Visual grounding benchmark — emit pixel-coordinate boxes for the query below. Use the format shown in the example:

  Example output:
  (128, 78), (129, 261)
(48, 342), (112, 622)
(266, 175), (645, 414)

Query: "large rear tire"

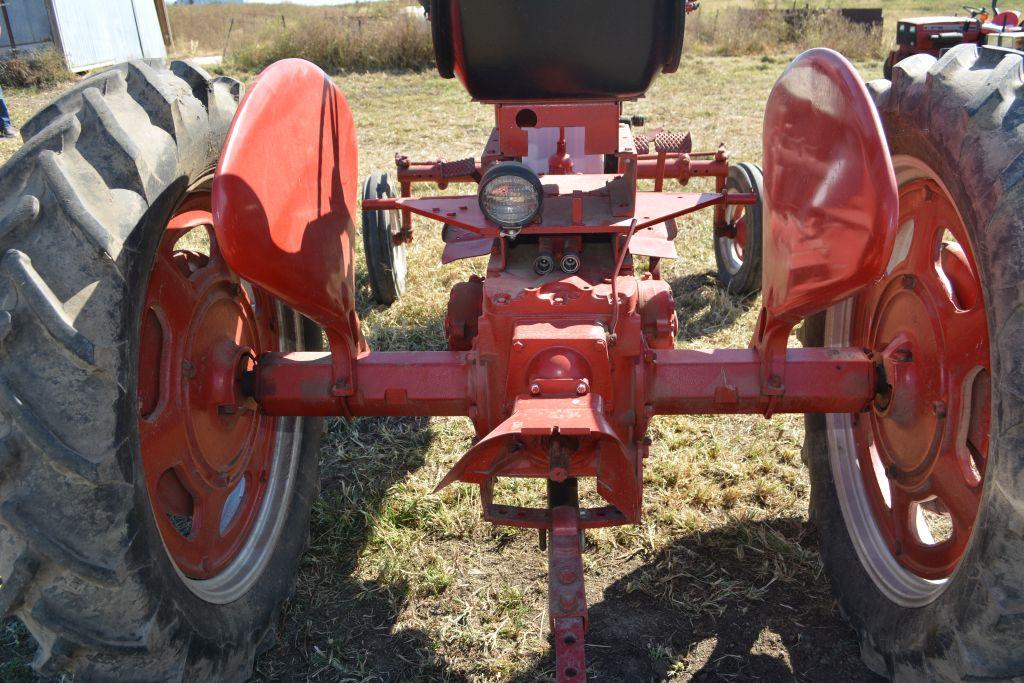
(804, 46), (1024, 680)
(0, 60), (322, 680)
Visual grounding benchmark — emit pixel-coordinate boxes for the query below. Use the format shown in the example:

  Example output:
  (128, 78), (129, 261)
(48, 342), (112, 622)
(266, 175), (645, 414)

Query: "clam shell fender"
(212, 59), (360, 345)
(762, 48), (898, 323)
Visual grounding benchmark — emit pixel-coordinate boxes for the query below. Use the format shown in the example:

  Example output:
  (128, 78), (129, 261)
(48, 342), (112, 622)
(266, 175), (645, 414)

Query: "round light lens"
(479, 163), (543, 229)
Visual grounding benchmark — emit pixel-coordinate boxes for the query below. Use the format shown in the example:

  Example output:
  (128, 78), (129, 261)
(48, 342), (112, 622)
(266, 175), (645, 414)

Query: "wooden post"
(153, 0), (174, 50)
(222, 18), (235, 60)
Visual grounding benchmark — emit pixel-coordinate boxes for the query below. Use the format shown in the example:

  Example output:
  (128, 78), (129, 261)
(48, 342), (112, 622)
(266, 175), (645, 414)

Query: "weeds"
(169, 1), (887, 77)
(688, 7), (888, 61)
(0, 49), (71, 88)
(229, 12), (433, 74)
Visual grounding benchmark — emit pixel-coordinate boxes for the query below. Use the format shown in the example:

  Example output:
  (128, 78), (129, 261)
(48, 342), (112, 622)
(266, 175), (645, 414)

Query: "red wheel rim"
(733, 211), (748, 258)
(850, 178), (990, 580)
(138, 191), (280, 579)
(725, 204), (747, 261)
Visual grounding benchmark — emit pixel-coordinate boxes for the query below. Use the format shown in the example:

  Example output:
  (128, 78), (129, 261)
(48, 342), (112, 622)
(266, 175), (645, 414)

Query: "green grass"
(0, 45), (898, 681)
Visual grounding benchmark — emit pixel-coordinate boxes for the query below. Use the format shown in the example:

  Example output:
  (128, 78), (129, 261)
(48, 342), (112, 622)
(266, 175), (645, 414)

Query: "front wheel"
(361, 172), (407, 306)
(714, 162), (764, 296)
(804, 46), (1024, 680)
(0, 60), (322, 680)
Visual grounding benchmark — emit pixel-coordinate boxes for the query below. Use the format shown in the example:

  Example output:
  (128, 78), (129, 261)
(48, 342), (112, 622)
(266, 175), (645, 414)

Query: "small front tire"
(714, 162), (764, 296)
(361, 172), (407, 306)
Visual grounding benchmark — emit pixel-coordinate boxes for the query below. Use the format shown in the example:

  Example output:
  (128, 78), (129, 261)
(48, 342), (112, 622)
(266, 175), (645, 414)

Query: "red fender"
(761, 48), (898, 325)
(212, 59), (362, 369)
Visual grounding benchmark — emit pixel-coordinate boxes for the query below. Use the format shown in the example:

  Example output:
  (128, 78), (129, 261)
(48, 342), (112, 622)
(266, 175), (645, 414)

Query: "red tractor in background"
(885, 1), (1023, 77)
(0, 0), (1022, 681)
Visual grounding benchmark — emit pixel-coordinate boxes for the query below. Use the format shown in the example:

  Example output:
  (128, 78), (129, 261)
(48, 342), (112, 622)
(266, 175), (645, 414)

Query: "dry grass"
(0, 30), (902, 683)
(165, 0), (958, 75)
(167, 1), (409, 51)
(687, 7), (888, 61)
(0, 49), (72, 88)
(229, 11), (433, 74)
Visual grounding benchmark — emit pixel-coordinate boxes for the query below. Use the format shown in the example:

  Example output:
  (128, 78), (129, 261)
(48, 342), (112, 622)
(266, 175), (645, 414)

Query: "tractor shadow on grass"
(669, 270), (758, 343)
(513, 516), (882, 683)
(255, 413), (460, 682)
(256, 304), (463, 680)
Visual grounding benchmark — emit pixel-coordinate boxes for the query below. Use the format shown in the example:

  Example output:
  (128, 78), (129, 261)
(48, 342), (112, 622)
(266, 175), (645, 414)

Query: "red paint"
(761, 48), (898, 326)
(138, 193), (279, 579)
(364, 191), (756, 235)
(213, 59), (363, 391)
(203, 47), (943, 680)
(850, 178), (990, 579)
(549, 506), (587, 683)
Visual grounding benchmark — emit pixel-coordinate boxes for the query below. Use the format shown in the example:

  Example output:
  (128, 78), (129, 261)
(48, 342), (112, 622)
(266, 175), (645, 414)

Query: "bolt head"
(575, 382), (589, 396)
(932, 401), (948, 418)
(530, 383), (542, 396)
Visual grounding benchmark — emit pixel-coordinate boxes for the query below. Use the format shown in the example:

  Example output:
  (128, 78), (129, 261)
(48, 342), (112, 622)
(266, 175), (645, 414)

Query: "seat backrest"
(430, 0), (685, 101)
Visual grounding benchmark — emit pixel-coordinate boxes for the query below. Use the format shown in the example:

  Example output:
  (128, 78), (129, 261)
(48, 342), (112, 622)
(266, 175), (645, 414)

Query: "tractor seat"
(429, 0), (686, 101)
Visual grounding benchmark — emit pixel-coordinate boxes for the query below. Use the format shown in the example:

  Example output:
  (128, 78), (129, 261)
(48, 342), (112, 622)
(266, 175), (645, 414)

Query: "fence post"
(222, 18), (235, 61)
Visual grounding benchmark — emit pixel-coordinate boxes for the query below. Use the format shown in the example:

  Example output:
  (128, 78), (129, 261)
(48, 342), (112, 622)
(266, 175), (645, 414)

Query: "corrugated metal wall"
(48, 0), (166, 71)
(0, 0), (56, 52)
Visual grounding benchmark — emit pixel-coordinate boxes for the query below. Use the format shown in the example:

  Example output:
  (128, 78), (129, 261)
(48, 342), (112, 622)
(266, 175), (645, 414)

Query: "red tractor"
(0, 1), (1020, 681)
(885, 1), (1023, 78)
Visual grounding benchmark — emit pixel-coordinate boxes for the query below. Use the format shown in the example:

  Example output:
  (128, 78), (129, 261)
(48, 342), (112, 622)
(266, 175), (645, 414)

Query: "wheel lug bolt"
(530, 383), (542, 396)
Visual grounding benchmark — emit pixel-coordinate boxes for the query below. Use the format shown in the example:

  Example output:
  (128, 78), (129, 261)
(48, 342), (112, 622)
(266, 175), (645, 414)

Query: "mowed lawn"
(0, 52), (893, 681)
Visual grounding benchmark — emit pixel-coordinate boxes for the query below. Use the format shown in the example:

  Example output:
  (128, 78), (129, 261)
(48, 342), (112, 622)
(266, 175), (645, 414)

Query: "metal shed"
(0, 0), (169, 72)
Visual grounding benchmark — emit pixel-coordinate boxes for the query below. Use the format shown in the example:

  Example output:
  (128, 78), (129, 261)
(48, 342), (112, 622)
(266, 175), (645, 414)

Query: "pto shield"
(761, 48), (898, 323)
(213, 59), (361, 355)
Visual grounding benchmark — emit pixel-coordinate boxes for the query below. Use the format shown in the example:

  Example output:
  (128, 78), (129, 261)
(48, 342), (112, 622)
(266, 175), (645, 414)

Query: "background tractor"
(0, 1), (1022, 681)
(885, 1), (1023, 77)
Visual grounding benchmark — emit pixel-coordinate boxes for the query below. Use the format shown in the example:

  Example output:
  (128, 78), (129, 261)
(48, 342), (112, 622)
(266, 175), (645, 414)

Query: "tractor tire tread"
(0, 59), (268, 681)
(807, 44), (1024, 681)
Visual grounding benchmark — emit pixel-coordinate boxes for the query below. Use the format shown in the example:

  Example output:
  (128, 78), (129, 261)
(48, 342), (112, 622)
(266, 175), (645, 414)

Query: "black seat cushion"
(430, 0), (685, 101)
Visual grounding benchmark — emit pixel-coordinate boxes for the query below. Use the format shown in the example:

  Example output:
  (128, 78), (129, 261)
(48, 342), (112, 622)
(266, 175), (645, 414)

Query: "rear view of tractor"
(0, 1), (1022, 681)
